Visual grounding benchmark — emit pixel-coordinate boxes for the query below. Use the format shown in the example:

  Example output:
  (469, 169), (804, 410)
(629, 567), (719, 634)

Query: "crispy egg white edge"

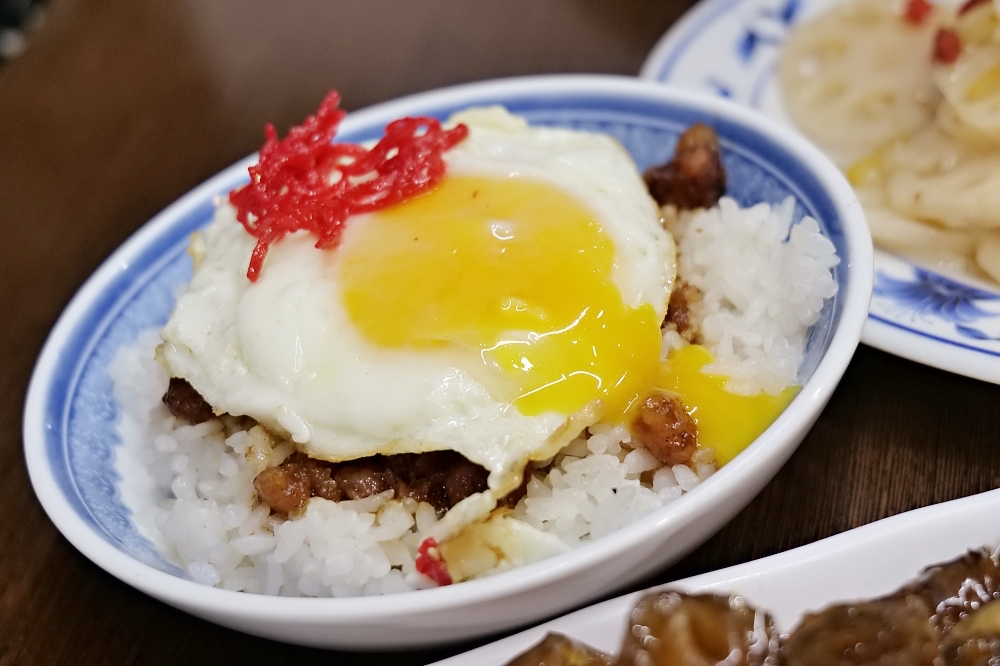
(158, 107), (676, 501)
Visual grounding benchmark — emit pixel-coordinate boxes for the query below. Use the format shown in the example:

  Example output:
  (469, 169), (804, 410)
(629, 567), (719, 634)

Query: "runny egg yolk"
(338, 174), (797, 466)
(656, 345), (799, 465)
(338, 174), (662, 421)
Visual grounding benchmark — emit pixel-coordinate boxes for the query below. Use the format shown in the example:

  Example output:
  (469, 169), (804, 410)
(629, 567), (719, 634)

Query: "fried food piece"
(619, 591), (781, 666)
(631, 392), (698, 466)
(940, 599), (1000, 665)
(783, 594), (939, 665)
(781, 549), (1000, 664)
(900, 548), (1000, 635)
(504, 633), (614, 666)
(643, 124), (726, 210)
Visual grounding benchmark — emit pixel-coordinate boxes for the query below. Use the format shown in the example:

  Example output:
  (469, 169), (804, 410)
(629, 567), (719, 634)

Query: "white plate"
(640, 0), (1000, 385)
(434, 487), (1000, 664)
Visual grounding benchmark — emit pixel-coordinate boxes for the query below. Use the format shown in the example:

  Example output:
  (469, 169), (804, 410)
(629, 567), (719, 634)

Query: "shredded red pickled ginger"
(416, 537), (452, 586)
(230, 91), (469, 281)
(933, 27), (962, 63)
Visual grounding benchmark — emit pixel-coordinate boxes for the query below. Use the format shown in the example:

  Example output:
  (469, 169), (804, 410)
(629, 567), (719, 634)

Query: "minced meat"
(631, 392), (699, 466)
(643, 123), (726, 210)
(162, 377), (215, 424)
(164, 380), (530, 518)
(254, 450), (495, 518)
(662, 280), (703, 344)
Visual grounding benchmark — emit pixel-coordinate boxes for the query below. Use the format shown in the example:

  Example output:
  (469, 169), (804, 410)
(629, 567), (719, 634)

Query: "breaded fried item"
(619, 591), (781, 666)
(504, 632), (614, 666)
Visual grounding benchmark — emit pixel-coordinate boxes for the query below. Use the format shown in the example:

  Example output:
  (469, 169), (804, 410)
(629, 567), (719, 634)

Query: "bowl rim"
(23, 73), (873, 625)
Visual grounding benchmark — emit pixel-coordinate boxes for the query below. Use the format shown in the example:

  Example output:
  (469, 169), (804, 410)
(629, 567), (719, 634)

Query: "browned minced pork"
(162, 377), (215, 424)
(497, 470), (531, 509)
(662, 280), (703, 344)
(254, 463), (312, 517)
(631, 392), (698, 466)
(255, 450), (495, 518)
(443, 457), (490, 507)
(643, 124), (726, 210)
(300, 457), (341, 502)
(162, 380), (511, 517)
(334, 463), (390, 501)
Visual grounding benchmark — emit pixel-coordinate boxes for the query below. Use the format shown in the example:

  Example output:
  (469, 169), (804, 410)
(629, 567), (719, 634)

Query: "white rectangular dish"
(434, 487), (1000, 664)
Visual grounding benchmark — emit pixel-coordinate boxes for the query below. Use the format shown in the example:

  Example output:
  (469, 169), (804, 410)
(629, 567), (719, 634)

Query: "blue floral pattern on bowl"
(32, 86), (851, 578)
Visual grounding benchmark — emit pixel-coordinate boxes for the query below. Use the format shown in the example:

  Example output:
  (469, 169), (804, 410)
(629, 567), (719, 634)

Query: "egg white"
(158, 106), (675, 500)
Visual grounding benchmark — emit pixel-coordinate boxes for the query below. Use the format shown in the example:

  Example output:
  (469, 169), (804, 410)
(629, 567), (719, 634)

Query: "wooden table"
(2, 0), (999, 663)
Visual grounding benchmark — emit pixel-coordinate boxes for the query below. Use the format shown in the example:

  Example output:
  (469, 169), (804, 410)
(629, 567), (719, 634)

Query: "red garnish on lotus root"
(416, 537), (452, 586)
(934, 28), (962, 63)
(902, 0), (932, 24)
(230, 91), (469, 281)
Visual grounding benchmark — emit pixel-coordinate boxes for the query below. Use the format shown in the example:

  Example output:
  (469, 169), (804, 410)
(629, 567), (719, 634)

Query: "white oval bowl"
(23, 74), (872, 649)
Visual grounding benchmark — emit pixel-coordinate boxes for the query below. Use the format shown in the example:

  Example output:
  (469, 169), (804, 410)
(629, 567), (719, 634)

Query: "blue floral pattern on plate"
(874, 269), (1000, 342)
(640, 0), (1000, 381)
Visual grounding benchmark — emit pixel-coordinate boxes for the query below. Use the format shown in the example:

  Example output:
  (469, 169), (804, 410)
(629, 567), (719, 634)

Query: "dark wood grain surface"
(2, 0), (999, 663)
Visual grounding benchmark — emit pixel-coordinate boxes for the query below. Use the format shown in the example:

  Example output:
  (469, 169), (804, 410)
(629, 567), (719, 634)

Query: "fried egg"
(158, 107), (676, 511)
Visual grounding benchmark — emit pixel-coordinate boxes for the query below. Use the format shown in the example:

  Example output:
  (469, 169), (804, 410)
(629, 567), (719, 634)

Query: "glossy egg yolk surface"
(339, 174), (663, 422)
(656, 345), (799, 465)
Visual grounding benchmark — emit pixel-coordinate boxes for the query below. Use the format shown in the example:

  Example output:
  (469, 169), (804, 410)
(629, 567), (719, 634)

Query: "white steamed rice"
(111, 196), (838, 597)
(669, 197), (839, 395)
